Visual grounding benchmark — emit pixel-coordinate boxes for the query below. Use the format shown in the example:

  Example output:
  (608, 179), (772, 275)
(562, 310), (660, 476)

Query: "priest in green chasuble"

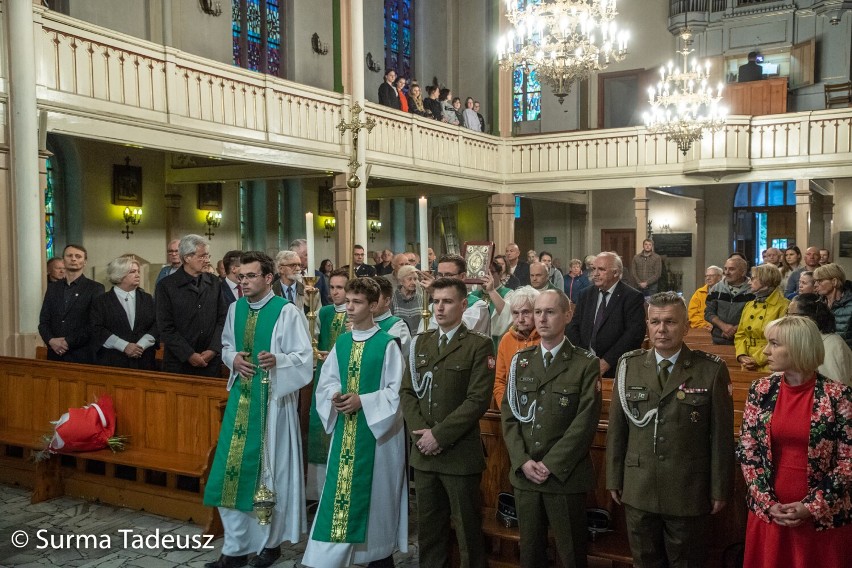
(303, 277), (408, 568)
(203, 251), (313, 568)
(307, 269), (350, 500)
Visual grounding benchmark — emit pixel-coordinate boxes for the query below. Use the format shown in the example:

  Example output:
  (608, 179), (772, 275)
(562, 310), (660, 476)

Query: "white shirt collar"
(439, 323), (462, 343)
(374, 311), (392, 322)
(541, 338), (567, 364)
(602, 281), (619, 296)
(655, 349), (682, 368)
(113, 287), (135, 302)
(351, 325), (380, 340)
(226, 278), (240, 293)
(334, 303), (347, 313)
(247, 289), (276, 310)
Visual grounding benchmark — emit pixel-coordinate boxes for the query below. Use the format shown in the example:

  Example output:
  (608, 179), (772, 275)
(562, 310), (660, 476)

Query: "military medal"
(519, 358), (529, 368)
(676, 390), (686, 400)
(559, 396), (570, 407)
(690, 411), (700, 423)
(520, 394), (528, 405)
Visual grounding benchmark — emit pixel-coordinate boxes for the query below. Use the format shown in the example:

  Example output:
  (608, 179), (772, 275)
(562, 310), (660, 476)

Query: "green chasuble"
(312, 330), (393, 543)
(376, 314), (402, 334)
(203, 295), (288, 511)
(308, 305), (348, 464)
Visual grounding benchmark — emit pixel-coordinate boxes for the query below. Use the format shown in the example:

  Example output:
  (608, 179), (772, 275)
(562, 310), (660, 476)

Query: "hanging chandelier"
(643, 28), (726, 155)
(497, 0), (629, 104)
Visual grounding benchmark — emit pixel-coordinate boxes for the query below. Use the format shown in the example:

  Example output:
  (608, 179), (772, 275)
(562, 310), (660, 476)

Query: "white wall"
(831, 178), (852, 278)
(291, 0), (335, 91)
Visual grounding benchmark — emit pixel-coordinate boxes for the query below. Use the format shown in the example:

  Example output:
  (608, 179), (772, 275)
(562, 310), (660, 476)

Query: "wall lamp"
(205, 211), (222, 240)
(323, 218), (336, 242)
(122, 207), (142, 240)
(369, 220), (382, 242)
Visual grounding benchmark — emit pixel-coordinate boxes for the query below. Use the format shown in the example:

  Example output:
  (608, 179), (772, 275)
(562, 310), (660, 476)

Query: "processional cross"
(336, 102), (376, 279)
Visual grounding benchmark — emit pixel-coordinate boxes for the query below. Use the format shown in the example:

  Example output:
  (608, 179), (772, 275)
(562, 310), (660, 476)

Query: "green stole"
(375, 313), (402, 334)
(203, 295), (288, 511)
(308, 304), (348, 464)
(312, 330), (393, 543)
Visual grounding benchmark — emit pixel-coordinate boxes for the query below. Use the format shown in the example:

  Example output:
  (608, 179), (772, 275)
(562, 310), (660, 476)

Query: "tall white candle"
(305, 212), (315, 274)
(418, 197), (429, 271)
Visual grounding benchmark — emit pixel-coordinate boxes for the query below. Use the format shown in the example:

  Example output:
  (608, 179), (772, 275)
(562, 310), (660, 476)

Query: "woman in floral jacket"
(737, 316), (852, 567)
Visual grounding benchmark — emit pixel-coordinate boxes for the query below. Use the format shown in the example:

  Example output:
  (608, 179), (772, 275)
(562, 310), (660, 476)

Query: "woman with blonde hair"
(812, 262), (852, 348)
(735, 263), (789, 371)
(737, 316), (852, 567)
(90, 256), (158, 369)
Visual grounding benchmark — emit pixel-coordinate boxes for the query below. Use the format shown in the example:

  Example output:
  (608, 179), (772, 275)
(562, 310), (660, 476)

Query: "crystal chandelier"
(643, 28), (726, 155)
(497, 0), (629, 104)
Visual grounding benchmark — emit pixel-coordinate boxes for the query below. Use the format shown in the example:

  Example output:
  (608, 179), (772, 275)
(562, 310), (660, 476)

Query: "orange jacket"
(493, 326), (541, 409)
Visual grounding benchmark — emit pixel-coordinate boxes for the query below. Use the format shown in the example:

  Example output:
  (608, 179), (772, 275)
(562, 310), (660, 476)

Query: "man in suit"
(502, 289), (601, 568)
(272, 250), (306, 310)
(738, 51), (763, 83)
(505, 243), (530, 288)
(39, 244), (105, 363)
(401, 277), (494, 568)
(566, 251), (645, 378)
(607, 292), (734, 567)
(219, 250), (243, 306)
(155, 234), (228, 377)
(352, 244), (377, 277)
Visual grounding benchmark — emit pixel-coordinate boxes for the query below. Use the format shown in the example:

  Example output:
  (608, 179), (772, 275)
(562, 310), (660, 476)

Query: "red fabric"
(53, 394), (116, 452)
(398, 91), (409, 112)
(744, 378), (852, 567)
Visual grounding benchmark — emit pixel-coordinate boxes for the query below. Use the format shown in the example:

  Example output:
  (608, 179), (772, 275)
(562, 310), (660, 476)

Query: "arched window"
(512, 0), (541, 123)
(232, 0), (285, 77)
(45, 155), (57, 258)
(733, 180), (796, 265)
(384, 0), (413, 79)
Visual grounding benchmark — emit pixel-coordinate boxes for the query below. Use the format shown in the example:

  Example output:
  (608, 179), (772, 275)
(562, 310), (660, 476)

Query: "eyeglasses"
(279, 263), (301, 269)
(237, 273), (263, 281)
(191, 253), (211, 260)
(436, 272), (460, 278)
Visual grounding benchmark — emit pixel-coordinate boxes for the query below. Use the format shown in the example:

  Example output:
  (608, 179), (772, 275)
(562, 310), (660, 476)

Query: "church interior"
(1, 0), (852, 566)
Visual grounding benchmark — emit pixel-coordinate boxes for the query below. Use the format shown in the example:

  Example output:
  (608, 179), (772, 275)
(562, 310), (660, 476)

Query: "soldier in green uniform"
(501, 289), (602, 568)
(401, 277), (495, 568)
(306, 268), (349, 500)
(606, 291), (734, 568)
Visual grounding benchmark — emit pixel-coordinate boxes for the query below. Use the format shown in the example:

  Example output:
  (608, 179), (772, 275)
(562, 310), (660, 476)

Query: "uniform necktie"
(658, 359), (672, 390)
(439, 334), (448, 353)
(594, 291), (609, 329)
(544, 351), (553, 368)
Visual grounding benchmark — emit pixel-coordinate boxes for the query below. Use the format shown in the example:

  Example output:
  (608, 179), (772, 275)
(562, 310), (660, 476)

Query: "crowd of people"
(37, 236), (852, 568)
(378, 69), (486, 132)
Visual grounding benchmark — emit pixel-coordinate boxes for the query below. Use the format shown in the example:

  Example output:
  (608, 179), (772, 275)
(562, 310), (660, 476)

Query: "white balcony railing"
(22, 7), (852, 194)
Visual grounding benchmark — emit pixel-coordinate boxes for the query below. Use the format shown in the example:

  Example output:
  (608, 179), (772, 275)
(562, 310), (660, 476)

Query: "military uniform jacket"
(606, 346), (735, 516)
(400, 324), (494, 475)
(501, 341), (601, 494)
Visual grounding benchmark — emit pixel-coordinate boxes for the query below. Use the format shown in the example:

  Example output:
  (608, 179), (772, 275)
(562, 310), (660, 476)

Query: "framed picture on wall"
(197, 183), (223, 210)
(112, 162), (143, 206)
(367, 199), (380, 220)
(318, 180), (334, 216)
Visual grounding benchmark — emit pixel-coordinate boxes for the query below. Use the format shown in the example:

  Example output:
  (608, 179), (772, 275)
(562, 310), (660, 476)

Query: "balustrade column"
(634, 187), (650, 252)
(794, 180), (812, 249)
(8, 0), (43, 346)
(488, 193), (515, 255)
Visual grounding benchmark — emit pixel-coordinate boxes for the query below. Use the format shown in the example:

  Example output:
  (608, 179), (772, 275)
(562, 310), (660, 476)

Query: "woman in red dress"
(737, 316), (852, 567)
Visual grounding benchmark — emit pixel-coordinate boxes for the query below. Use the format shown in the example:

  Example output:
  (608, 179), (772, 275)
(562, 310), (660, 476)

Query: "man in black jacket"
(566, 252), (646, 378)
(156, 234), (228, 377)
(39, 244), (105, 363)
(505, 243), (530, 288)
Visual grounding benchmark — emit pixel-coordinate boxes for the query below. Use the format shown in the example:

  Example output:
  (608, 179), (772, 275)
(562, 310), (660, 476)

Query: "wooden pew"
(0, 356), (228, 534)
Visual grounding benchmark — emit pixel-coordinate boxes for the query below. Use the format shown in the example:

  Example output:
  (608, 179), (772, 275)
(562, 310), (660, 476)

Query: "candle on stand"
(305, 212), (315, 274)
(418, 197), (428, 271)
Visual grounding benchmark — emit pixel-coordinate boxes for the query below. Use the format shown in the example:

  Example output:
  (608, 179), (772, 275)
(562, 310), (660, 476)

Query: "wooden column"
(823, 195), (834, 254)
(634, 187), (649, 252)
(164, 187), (182, 244)
(794, 179), (811, 249)
(488, 193), (515, 255)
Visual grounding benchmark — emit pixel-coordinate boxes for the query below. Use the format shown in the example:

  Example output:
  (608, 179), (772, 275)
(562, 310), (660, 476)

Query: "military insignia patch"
(559, 396), (570, 407)
(519, 359), (529, 368)
(690, 411), (700, 423)
(487, 355), (496, 370)
(520, 394), (528, 405)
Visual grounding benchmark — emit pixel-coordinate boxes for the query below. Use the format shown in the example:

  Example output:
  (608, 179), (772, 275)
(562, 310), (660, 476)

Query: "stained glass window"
(232, 0), (285, 77)
(384, 0), (413, 79)
(511, 1), (542, 123)
(45, 155), (56, 258)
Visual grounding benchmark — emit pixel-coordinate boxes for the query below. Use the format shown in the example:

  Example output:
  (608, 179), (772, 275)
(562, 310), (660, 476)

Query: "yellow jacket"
(734, 288), (790, 371)
(688, 284), (711, 328)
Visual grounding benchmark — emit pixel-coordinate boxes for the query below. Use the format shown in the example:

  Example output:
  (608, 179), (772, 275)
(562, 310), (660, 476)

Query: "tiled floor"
(0, 484), (614, 567)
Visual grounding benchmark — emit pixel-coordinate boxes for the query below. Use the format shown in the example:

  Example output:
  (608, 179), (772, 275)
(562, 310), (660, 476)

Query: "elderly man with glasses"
(155, 234), (228, 377)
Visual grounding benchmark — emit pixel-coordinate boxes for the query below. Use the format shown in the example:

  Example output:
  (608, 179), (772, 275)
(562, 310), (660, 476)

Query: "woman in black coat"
(90, 255), (158, 370)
